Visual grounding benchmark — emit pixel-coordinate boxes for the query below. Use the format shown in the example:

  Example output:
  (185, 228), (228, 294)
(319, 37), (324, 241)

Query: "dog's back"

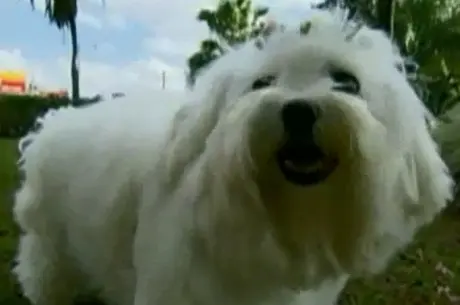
(13, 92), (184, 305)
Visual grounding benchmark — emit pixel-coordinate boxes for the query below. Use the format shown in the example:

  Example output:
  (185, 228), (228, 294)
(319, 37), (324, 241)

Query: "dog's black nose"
(281, 99), (318, 135)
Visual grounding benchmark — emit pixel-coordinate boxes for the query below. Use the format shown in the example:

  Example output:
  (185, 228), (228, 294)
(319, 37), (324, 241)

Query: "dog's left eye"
(330, 70), (360, 95)
(251, 75), (276, 91)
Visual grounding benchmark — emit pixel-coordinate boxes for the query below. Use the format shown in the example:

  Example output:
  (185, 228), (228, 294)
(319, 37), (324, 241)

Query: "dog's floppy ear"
(353, 112), (453, 276)
(398, 119), (453, 229)
(398, 130), (448, 211)
(161, 73), (234, 187)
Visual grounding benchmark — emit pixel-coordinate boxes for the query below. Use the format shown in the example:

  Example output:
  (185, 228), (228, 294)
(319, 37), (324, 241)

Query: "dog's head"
(165, 9), (452, 289)
(188, 14), (423, 183)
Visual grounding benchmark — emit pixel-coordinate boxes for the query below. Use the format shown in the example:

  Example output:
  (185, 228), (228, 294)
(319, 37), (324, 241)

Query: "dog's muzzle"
(277, 99), (338, 186)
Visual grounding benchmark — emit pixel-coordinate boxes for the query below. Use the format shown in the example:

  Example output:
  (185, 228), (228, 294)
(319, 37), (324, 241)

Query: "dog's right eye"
(251, 75), (276, 91)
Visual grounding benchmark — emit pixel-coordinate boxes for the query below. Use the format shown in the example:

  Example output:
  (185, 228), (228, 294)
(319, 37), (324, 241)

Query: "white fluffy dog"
(13, 9), (453, 305)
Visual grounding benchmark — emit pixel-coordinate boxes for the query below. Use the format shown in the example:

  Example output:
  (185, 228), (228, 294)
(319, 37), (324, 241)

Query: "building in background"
(0, 69), (68, 97)
(0, 70), (26, 94)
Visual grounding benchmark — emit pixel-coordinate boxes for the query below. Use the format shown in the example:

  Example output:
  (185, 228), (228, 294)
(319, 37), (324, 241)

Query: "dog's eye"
(404, 62), (418, 75)
(330, 70), (360, 95)
(251, 75), (276, 91)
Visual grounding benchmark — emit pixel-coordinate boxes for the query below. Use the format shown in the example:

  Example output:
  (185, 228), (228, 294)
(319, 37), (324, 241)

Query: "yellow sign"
(0, 70), (25, 82)
(0, 70), (26, 93)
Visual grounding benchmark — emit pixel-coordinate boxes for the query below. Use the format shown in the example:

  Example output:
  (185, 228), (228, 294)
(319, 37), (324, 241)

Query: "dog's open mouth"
(276, 140), (338, 186)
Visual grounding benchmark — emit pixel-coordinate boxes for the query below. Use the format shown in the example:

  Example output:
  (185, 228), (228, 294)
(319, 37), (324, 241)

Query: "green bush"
(0, 94), (97, 138)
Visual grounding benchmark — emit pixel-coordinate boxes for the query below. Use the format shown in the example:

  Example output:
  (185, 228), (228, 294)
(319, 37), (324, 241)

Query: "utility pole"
(161, 71), (166, 90)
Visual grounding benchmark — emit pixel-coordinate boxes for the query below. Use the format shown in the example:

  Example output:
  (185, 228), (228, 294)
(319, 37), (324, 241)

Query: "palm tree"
(29, 0), (80, 102)
(186, 0), (269, 87)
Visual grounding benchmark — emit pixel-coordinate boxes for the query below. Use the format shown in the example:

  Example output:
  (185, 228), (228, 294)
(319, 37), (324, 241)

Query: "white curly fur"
(13, 8), (452, 305)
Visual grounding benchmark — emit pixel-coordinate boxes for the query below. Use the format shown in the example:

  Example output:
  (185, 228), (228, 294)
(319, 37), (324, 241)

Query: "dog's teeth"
(284, 160), (324, 173)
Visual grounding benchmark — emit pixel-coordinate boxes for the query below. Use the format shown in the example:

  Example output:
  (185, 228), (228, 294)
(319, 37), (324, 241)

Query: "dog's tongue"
(280, 138), (324, 164)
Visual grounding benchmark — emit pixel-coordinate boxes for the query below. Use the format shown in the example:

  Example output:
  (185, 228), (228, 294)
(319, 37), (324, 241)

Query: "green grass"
(0, 139), (27, 305)
(0, 138), (459, 304)
(340, 212), (460, 305)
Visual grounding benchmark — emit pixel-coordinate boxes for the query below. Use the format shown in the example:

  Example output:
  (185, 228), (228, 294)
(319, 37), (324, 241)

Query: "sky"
(0, 0), (317, 96)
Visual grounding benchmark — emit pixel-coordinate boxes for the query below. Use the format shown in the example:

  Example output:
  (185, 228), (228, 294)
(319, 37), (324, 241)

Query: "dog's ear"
(160, 73), (234, 187)
(351, 116), (453, 276)
(404, 117), (453, 219)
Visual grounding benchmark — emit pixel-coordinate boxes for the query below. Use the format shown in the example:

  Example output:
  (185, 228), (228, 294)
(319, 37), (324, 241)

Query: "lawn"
(0, 138), (459, 305)
(0, 139), (27, 305)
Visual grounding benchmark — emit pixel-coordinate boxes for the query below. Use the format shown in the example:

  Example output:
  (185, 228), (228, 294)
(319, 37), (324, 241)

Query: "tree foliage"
(29, 0), (80, 101)
(315, 0), (460, 116)
(313, 0), (375, 24)
(395, 0), (460, 116)
(186, 0), (269, 86)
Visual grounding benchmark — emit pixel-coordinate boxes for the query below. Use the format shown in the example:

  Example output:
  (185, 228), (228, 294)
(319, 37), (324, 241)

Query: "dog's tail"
(433, 104), (460, 183)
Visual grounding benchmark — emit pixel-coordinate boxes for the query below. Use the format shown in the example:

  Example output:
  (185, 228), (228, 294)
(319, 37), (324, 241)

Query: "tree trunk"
(376, 0), (395, 36)
(69, 17), (80, 102)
